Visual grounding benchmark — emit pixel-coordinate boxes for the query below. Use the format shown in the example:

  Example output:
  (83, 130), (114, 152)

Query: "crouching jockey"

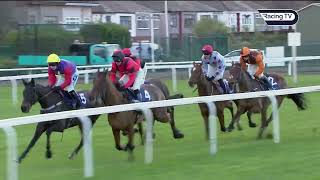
(200, 44), (229, 94)
(239, 47), (273, 90)
(122, 48), (147, 90)
(47, 53), (81, 109)
(109, 50), (142, 103)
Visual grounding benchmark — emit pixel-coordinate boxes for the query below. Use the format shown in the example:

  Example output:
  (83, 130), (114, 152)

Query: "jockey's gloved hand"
(253, 74), (259, 79)
(52, 86), (62, 92)
(205, 75), (215, 81)
(114, 82), (121, 89)
(118, 85), (126, 91)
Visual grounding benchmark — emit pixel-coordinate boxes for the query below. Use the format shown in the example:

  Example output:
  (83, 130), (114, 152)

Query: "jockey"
(109, 50), (141, 103)
(47, 53), (81, 109)
(239, 47), (273, 90)
(122, 48), (147, 88)
(200, 44), (228, 94)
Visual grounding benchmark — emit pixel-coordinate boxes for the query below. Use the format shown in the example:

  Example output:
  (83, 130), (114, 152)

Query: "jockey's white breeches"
(55, 69), (79, 92)
(207, 65), (224, 81)
(247, 64), (264, 78)
(119, 67), (146, 90)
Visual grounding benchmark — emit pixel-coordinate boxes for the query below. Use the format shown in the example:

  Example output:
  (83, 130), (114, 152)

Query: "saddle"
(210, 79), (232, 94)
(120, 86), (152, 103)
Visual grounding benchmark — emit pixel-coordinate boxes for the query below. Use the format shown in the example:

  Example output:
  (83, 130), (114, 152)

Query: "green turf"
(0, 74), (320, 180)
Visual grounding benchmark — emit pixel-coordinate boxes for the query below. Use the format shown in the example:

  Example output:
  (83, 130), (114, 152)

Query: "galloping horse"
(227, 62), (307, 138)
(145, 78), (184, 139)
(19, 78), (100, 163)
(90, 70), (180, 160)
(187, 62), (256, 139)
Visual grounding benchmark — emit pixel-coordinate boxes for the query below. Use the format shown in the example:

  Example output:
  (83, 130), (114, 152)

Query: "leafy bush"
(193, 18), (230, 37)
(16, 25), (81, 55)
(80, 23), (131, 48)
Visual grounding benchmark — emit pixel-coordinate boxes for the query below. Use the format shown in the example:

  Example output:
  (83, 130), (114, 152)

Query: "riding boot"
(69, 90), (81, 109)
(133, 89), (142, 103)
(218, 79), (228, 94)
(260, 76), (273, 90)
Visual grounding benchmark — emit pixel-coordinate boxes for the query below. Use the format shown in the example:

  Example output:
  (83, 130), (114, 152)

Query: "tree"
(193, 18), (230, 37)
(80, 23), (131, 48)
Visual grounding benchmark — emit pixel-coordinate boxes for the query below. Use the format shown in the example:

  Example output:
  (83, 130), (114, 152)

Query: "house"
(92, 1), (156, 40)
(15, 1), (99, 31)
(136, 1), (222, 39)
(296, 3), (320, 43)
(198, 1), (265, 32)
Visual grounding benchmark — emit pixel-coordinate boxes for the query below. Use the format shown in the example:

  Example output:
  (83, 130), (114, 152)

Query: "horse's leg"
(257, 108), (268, 139)
(68, 124), (83, 160)
(137, 122), (144, 145)
(126, 126), (135, 161)
(45, 128), (54, 159)
(247, 111), (257, 128)
(168, 106), (184, 139)
(217, 108), (226, 132)
(68, 117), (98, 160)
(112, 128), (125, 151)
(227, 106), (246, 132)
(200, 109), (209, 140)
(266, 96), (285, 126)
(18, 123), (47, 163)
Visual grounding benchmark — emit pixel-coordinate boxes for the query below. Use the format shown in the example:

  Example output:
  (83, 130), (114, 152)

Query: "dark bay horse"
(90, 70), (177, 160)
(187, 62), (257, 140)
(144, 78), (184, 139)
(19, 78), (100, 163)
(227, 62), (307, 138)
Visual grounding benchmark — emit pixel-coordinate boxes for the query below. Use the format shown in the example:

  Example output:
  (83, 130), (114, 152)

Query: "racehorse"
(121, 78), (185, 143)
(227, 62), (307, 138)
(144, 78), (184, 139)
(187, 62), (256, 140)
(90, 70), (180, 160)
(19, 78), (100, 163)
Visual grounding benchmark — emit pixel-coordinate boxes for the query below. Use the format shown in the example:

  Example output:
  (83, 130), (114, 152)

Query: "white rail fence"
(1, 85), (320, 180)
(1, 56), (320, 105)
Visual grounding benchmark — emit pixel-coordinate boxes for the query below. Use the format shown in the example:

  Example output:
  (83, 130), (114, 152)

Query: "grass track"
(0, 74), (319, 180)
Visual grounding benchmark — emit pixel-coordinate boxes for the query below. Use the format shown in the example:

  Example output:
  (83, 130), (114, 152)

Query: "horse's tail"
(287, 93), (307, 110)
(167, 93), (184, 100)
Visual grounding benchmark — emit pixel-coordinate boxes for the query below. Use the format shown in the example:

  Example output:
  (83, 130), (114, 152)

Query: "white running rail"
(1, 56), (320, 104)
(0, 85), (320, 180)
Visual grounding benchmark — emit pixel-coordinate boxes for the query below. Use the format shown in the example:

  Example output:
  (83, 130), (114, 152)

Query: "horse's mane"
(192, 64), (221, 95)
(96, 70), (127, 105)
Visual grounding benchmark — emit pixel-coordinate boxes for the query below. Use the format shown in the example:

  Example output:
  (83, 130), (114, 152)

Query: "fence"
(1, 85), (320, 180)
(1, 56), (320, 105)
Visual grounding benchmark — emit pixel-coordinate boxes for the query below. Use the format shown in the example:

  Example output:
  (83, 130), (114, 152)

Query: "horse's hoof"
(115, 145), (125, 151)
(237, 126), (243, 131)
(16, 158), (22, 164)
(173, 131), (184, 139)
(249, 123), (257, 128)
(68, 153), (76, 160)
(226, 127), (234, 132)
(46, 151), (52, 159)
(221, 127), (227, 132)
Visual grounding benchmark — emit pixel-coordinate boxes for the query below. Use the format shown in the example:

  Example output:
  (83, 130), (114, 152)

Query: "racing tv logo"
(258, 9), (298, 25)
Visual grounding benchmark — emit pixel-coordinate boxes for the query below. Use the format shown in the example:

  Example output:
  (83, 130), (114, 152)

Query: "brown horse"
(187, 62), (256, 140)
(227, 62), (307, 138)
(90, 70), (177, 160)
